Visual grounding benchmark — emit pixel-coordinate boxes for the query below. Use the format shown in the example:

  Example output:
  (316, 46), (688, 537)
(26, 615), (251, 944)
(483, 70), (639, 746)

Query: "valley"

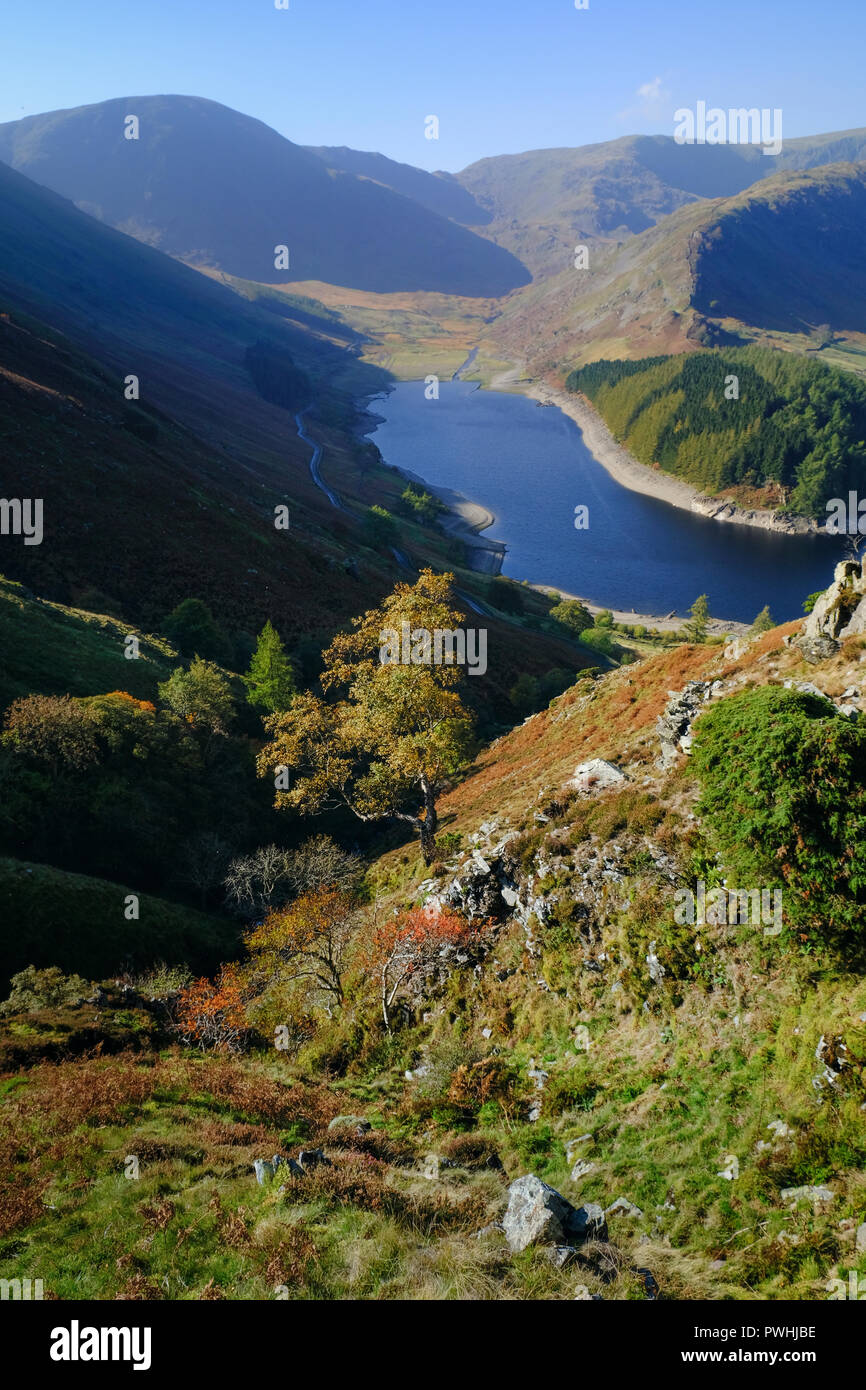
(2, 56), (866, 1322)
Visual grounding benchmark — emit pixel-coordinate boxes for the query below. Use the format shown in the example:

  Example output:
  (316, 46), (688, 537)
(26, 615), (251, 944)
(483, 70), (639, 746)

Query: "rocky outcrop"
(502, 1174), (607, 1253)
(656, 680), (722, 768)
(689, 496), (821, 535)
(781, 1184), (835, 1209)
(795, 560), (866, 663)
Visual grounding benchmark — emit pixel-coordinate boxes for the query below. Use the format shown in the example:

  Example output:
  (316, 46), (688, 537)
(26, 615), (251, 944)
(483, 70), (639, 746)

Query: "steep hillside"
(0, 305), (390, 633)
(456, 128), (866, 279)
(483, 163), (866, 374)
(690, 165), (866, 334)
(306, 145), (490, 226)
(0, 96), (529, 296)
(3, 572), (866, 1301)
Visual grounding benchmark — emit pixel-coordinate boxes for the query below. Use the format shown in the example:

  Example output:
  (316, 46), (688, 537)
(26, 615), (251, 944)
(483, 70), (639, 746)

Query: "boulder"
(421, 1153), (441, 1181)
(606, 1197), (643, 1218)
(547, 1245), (578, 1269)
(296, 1148), (329, 1172)
(780, 1184), (835, 1209)
(502, 1174), (607, 1253)
(856, 1222), (866, 1254)
(327, 1114), (371, 1136)
(568, 759), (629, 795)
(795, 560), (866, 662)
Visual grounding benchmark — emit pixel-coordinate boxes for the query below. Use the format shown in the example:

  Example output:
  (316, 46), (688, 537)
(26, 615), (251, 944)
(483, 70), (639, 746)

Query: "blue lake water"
(366, 379), (842, 624)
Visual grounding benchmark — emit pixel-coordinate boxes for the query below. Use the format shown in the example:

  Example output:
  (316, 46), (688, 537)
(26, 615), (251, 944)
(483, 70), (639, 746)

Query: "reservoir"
(367, 379), (842, 624)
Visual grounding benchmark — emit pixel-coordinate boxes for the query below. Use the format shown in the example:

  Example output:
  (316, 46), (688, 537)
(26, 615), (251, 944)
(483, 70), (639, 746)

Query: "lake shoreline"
(356, 391), (506, 576)
(521, 380), (830, 538)
(355, 383), (791, 633)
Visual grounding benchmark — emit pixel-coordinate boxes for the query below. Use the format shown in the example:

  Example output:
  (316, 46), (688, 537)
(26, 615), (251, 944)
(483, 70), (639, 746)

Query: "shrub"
(691, 685), (866, 957)
(550, 599), (593, 635)
(175, 964), (253, 1053)
(0, 965), (90, 1016)
(362, 506), (398, 549)
(163, 599), (231, 664)
(579, 627), (617, 658)
(243, 887), (361, 1010)
(3, 694), (99, 770)
(365, 905), (493, 1032)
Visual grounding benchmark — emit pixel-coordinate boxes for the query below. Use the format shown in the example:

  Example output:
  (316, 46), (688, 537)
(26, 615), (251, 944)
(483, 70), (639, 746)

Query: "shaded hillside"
(0, 154), (390, 477)
(691, 165), (866, 334)
(306, 145), (490, 226)
(0, 307), (389, 634)
(0, 96), (528, 295)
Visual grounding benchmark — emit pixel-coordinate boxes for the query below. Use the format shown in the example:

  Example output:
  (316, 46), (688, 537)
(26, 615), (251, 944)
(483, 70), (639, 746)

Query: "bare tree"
(224, 844), (293, 918)
(224, 835), (360, 919)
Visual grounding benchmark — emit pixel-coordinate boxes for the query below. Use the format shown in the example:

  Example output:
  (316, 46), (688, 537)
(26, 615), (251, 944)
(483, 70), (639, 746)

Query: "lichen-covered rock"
(568, 759), (628, 794)
(656, 682), (715, 768)
(502, 1174), (607, 1252)
(780, 1184), (835, 1209)
(795, 560), (866, 662)
(606, 1197), (643, 1218)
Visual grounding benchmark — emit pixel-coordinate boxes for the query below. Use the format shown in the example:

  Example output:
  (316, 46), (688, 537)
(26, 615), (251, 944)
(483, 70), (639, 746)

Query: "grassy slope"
(0, 576), (177, 710)
(0, 858), (239, 990)
(3, 618), (865, 1300)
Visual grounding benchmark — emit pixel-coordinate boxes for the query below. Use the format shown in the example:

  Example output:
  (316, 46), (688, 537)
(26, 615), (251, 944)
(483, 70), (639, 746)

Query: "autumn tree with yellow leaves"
(257, 571), (476, 863)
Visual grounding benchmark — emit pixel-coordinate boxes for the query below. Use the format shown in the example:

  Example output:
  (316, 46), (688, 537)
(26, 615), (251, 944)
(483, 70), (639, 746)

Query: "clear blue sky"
(3, 0), (865, 171)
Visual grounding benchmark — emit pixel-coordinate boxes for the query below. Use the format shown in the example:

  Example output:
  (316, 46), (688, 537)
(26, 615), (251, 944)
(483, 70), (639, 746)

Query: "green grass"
(0, 857), (239, 990)
(0, 575), (177, 712)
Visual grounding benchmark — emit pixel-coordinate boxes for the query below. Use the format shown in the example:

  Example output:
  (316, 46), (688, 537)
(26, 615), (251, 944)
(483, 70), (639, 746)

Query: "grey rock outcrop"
(656, 681), (719, 768)
(606, 1197), (643, 1218)
(795, 560), (866, 663)
(568, 759), (629, 795)
(502, 1174), (607, 1253)
(781, 1184), (835, 1209)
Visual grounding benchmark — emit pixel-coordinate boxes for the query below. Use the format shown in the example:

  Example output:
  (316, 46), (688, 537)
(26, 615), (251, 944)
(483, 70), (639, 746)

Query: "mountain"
(456, 128), (866, 279)
(483, 162), (866, 372)
(0, 156), (408, 629)
(0, 96), (529, 296)
(305, 145), (490, 226)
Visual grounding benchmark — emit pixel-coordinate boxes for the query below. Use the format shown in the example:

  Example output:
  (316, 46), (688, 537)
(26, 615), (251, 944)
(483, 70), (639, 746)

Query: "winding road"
(295, 409), (342, 510)
(295, 408), (491, 616)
